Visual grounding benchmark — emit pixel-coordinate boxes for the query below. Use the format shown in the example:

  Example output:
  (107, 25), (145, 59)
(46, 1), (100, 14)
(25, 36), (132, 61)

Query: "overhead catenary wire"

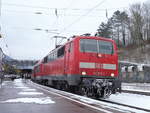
(58, 0), (107, 45)
(2, 9), (118, 17)
(3, 3), (127, 12)
(5, 26), (91, 35)
(2, 1), (128, 47)
(60, 0), (107, 32)
(49, 0), (76, 47)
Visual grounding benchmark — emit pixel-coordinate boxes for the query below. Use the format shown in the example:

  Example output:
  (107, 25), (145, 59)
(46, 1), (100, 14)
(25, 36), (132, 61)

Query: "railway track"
(29, 81), (150, 113)
(122, 90), (150, 96)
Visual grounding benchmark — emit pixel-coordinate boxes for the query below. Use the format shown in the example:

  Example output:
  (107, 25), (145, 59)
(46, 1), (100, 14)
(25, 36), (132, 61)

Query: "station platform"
(1, 79), (148, 113)
(0, 79), (122, 113)
(0, 79), (100, 113)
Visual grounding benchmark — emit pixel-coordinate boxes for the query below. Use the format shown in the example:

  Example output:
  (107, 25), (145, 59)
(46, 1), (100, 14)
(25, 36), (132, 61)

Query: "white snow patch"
(1, 97), (55, 104)
(16, 86), (29, 89)
(1, 81), (11, 86)
(18, 92), (43, 95)
(71, 95), (97, 104)
(22, 89), (37, 92)
(14, 79), (30, 88)
(70, 93), (147, 113)
(14, 79), (24, 85)
(108, 93), (150, 110)
(122, 83), (150, 93)
(71, 94), (148, 113)
(100, 102), (148, 113)
(1, 82), (6, 86)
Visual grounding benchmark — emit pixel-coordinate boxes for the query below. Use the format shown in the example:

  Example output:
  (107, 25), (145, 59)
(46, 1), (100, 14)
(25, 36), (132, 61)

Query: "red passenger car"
(32, 36), (121, 98)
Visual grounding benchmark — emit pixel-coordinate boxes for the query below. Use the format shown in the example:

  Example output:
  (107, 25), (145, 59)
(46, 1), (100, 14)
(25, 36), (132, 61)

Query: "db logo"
(95, 63), (103, 69)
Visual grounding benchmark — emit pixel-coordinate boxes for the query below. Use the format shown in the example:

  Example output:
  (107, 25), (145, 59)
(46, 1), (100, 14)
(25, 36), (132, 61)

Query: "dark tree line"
(95, 2), (150, 48)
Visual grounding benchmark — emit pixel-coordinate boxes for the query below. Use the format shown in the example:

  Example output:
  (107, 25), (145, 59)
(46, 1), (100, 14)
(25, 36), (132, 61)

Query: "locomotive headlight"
(98, 54), (102, 58)
(81, 71), (86, 75)
(111, 73), (115, 77)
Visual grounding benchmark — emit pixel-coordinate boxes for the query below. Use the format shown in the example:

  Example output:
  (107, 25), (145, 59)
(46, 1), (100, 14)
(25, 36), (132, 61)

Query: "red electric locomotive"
(32, 36), (121, 98)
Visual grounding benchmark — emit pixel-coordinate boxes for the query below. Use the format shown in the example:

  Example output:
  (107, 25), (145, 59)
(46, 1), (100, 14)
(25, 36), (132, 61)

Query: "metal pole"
(53, 36), (67, 48)
(55, 36), (57, 48)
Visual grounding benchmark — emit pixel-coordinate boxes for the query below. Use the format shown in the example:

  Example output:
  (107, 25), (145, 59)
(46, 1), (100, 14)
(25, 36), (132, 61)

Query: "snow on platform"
(18, 92), (44, 95)
(1, 97), (55, 104)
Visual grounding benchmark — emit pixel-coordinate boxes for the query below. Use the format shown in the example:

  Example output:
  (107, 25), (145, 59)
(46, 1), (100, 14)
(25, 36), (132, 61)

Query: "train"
(32, 36), (121, 98)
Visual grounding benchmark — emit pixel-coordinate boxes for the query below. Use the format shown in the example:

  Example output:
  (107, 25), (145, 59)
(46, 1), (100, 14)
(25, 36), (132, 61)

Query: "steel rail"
(122, 90), (150, 96)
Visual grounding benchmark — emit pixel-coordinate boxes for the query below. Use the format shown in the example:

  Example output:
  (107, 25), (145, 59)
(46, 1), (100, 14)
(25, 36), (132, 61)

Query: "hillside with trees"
(95, 2), (150, 64)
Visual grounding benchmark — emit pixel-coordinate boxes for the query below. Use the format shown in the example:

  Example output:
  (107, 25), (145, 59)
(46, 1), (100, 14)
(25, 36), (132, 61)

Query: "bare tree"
(143, 3), (150, 41)
(129, 3), (144, 46)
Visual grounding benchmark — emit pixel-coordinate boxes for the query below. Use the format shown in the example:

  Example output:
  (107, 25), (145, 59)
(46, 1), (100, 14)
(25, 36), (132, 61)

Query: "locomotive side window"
(48, 54), (53, 62)
(69, 42), (73, 52)
(35, 66), (40, 73)
(80, 39), (97, 53)
(44, 56), (48, 63)
(57, 46), (65, 57)
(54, 51), (57, 59)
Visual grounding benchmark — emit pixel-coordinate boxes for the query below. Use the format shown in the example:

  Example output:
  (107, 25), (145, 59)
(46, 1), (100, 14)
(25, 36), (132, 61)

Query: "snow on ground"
(18, 92), (44, 95)
(0, 79), (56, 105)
(2, 81), (11, 85)
(69, 93), (149, 113)
(1, 97), (55, 104)
(122, 83), (150, 93)
(15, 86), (30, 89)
(2, 79), (149, 112)
(108, 93), (150, 110)
(14, 79), (44, 96)
(65, 92), (149, 113)
(35, 82), (149, 113)
(14, 79), (25, 86)
(22, 89), (37, 91)
(13, 79), (30, 89)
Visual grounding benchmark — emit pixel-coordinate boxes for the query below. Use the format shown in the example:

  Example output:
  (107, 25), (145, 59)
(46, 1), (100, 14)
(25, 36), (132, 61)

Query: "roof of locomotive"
(34, 36), (115, 67)
(73, 36), (115, 42)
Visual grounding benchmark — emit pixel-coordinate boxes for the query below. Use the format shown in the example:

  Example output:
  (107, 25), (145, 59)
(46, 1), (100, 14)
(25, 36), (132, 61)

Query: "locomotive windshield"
(80, 39), (114, 54)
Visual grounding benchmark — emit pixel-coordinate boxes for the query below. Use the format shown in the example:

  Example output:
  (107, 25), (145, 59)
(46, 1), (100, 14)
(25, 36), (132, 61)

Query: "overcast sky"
(0, 0), (148, 60)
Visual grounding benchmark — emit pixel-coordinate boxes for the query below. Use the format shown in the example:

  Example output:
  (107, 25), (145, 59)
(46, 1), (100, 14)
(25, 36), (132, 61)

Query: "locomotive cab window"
(80, 39), (97, 53)
(80, 39), (114, 54)
(57, 46), (65, 57)
(98, 40), (114, 54)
